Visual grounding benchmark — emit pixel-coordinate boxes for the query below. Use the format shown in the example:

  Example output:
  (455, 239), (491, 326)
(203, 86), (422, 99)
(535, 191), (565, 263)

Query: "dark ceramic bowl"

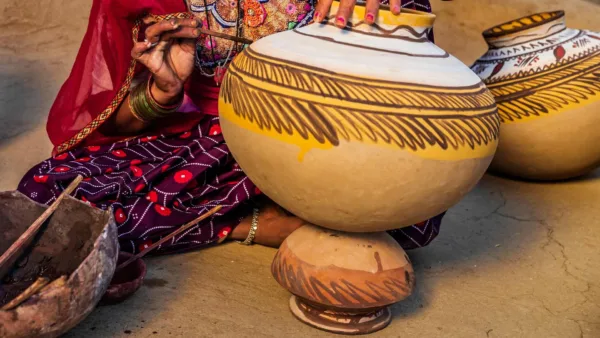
(100, 251), (146, 305)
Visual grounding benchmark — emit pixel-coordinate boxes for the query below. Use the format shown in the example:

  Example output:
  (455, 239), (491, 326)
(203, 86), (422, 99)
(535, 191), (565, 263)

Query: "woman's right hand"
(131, 18), (202, 105)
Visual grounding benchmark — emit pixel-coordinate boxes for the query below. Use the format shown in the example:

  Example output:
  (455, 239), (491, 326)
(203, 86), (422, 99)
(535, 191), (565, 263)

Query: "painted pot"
(472, 11), (600, 180)
(271, 224), (414, 335)
(219, 2), (499, 232)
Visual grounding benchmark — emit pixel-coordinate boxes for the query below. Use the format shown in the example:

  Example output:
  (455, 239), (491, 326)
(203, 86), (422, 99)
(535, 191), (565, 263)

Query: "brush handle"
(116, 205), (223, 270)
(197, 27), (253, 45)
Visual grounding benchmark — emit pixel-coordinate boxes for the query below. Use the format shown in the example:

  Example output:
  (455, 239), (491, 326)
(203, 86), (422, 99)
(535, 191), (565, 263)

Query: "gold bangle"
(128, 77), (182, 122)
(239, 208), (259, 245)
(128, 94), (148, 123)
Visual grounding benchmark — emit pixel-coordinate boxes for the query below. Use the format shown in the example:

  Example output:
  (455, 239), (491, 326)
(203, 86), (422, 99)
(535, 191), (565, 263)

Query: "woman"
(18, 0), (444, 253)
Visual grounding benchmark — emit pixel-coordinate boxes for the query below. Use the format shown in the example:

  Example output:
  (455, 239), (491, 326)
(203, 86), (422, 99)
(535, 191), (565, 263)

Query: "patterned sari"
(18, 0), (444, 254)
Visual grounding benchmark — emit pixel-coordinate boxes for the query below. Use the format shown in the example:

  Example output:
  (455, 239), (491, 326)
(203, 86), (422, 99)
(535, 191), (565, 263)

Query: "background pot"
(472, 11), (600, 180)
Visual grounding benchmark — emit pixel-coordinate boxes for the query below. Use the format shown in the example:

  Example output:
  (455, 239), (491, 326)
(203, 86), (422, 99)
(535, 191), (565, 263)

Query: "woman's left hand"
(315, 0), (403, 27)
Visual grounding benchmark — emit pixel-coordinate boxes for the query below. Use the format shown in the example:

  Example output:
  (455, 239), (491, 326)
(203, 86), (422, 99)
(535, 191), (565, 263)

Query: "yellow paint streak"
(219, 98), (334, 163)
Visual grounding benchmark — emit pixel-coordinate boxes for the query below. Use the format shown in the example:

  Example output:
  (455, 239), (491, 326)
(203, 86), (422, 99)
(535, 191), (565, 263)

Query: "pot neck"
(327, 1), (436, 36)
(483, 11), (566, 49)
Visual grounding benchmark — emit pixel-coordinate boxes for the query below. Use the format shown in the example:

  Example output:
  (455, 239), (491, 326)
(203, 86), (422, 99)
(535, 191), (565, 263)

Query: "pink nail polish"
(314, 12), (320, 21)
(366, 13), (374, 22)
(336, 16), (346, 26)
(393, 5), (400, 13)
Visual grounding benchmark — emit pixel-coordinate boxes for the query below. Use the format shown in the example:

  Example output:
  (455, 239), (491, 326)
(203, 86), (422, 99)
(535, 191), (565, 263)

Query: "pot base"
(289, 295), (392, 335)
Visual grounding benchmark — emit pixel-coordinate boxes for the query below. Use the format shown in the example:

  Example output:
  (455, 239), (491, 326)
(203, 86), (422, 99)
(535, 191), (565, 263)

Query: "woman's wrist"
(149, 78), (183, 106)
(128, 77), (183, 123)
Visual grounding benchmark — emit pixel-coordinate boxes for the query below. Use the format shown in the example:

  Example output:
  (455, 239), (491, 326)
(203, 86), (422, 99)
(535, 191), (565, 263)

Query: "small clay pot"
(271, 225), (415, 335)
(100, 252), (146, 305)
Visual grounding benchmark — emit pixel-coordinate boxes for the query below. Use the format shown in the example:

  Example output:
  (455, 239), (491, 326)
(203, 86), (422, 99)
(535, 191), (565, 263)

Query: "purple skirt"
(18, 116), (444, 254)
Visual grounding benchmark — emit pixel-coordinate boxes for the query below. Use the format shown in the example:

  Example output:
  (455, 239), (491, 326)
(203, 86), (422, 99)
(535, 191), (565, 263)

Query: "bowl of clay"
(100, 251), (146, 305)
(0, 192), (118, 338)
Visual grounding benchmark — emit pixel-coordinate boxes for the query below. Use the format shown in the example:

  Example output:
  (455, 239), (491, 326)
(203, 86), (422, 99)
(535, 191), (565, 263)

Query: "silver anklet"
(239, 208), (259, 245)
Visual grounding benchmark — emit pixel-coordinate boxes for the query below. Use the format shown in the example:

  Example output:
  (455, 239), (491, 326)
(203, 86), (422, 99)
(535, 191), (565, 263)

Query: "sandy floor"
(1, 0), (599, 337)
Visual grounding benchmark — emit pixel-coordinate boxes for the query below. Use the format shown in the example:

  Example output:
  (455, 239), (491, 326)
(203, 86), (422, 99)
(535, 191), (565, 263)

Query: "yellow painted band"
(329, 1), (436, 28)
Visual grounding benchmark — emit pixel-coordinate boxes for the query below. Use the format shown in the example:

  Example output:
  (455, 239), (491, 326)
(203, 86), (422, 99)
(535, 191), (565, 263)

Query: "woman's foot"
(231, 200), (305, 248)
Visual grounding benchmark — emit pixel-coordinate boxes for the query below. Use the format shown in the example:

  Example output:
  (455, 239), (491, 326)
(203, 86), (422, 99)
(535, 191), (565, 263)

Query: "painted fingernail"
(314, 11), (320, 22)
(366, 13), (374, 22)
(393, 5), (400, 13)
(336, 16), (346, 26)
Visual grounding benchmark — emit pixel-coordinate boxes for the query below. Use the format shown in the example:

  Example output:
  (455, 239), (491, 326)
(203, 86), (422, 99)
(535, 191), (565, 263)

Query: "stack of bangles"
(129, 77), (183, 122)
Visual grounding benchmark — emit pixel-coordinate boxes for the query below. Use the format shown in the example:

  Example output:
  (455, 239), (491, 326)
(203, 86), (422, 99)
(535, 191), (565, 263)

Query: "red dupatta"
(47, 0), (218, 154)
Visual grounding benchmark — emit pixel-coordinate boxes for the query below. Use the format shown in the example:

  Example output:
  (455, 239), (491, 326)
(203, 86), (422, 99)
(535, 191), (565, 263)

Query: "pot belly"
(221, 116), (494, 232)
(491, 100), (600, 180)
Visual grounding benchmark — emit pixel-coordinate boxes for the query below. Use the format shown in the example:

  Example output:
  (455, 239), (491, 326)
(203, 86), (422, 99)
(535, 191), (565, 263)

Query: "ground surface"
(1, 0), (599, 337)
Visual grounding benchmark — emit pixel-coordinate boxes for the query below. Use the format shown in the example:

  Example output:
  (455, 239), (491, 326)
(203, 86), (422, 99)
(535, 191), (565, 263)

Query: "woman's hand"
(131, 18), (201, 105)
(315, 0), (403, 27)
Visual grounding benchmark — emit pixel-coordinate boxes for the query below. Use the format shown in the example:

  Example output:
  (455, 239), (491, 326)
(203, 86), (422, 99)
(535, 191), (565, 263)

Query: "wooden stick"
(116, 205), (223, 271)
(197, 27), (254, 45)
(1, 277), (50, 311)
(40, 275), (68, 292)
(0, 175), (83, 280)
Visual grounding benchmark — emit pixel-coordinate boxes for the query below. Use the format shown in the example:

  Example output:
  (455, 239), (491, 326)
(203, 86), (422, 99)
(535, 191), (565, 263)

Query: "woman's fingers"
(145, 18), (200, 43)
(365, 0), (380, 24)
(390, 0), (402, 15)
(131, 41), (153, 59)
(314, 0), (333, 23)
(334, 0), (357, 28)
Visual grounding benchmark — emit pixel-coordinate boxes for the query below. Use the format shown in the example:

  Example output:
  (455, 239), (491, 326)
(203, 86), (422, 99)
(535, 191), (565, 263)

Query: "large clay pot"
(219, 1), (498, 334)
(220, 2), (499, 232)
(471, 11), (600, 180)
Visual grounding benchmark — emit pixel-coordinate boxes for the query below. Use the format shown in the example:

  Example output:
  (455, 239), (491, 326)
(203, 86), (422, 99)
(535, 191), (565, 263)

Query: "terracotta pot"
(0, 192), (118, 338)
(219, 2), (499, 233)
(472, 11), (600, 180)
(272, 225), (413, 335)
